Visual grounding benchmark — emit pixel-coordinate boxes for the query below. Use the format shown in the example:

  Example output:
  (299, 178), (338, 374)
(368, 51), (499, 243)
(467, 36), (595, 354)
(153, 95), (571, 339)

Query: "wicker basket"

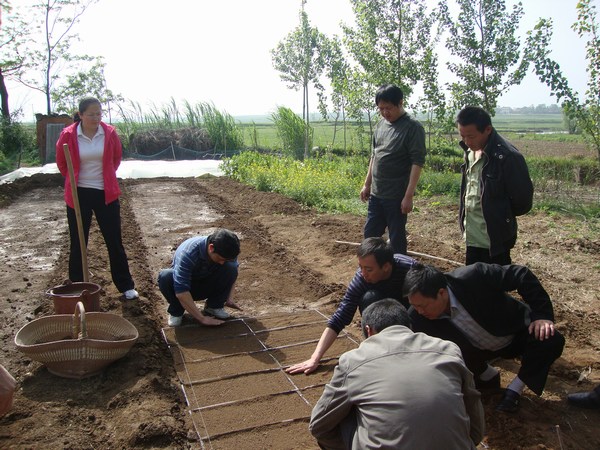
(14, 302), (138, 379)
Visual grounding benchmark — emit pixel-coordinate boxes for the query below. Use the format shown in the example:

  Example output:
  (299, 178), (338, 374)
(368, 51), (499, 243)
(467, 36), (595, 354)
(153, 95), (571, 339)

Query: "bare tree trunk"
(304, 86), (310, 160)
(0, 68), (10, 121)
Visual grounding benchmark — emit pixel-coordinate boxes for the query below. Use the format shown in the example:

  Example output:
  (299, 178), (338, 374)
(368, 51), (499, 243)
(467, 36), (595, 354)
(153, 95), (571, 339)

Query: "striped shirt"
(327, 254), (416, 334)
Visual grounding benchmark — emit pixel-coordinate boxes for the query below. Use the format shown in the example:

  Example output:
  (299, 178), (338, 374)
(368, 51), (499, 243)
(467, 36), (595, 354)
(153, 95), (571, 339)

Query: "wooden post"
(63, 144), (89, 282)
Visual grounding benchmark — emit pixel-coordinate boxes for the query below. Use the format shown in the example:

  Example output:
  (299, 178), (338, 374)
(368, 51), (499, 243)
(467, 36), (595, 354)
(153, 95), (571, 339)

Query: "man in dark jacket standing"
(404, 263), (564, 414)
(457, 106), (533, 265)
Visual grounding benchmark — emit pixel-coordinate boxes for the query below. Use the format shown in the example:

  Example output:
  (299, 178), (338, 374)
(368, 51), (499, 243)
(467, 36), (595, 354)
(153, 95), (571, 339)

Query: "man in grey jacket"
(309, 299), (484, 450)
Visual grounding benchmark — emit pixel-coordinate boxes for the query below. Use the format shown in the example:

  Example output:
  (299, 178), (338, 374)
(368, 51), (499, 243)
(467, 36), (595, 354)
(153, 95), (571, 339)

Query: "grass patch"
(223, 150), (599, 220)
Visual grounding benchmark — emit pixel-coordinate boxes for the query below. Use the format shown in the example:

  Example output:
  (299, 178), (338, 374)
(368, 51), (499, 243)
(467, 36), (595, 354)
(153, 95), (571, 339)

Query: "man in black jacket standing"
(404, 263), (564, 414)
(457, 106), (534, 265)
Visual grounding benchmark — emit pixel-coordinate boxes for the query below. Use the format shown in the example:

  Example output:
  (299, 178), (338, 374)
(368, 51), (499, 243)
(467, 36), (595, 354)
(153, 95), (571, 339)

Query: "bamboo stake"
(63, 143), (89, 282)
(334, 240), (463, 267)
(555, 425), (564, 450)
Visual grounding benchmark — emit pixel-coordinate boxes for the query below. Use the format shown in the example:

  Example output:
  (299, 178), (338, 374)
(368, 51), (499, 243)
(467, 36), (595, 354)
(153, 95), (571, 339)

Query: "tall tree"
(20, 0), (97, 114)
(0, 4), (27, 120)
(341, 0), (441, 134)
(51, 57), (123, 122)
(320, 35), (352, 151)
(417, 46), (450, 147)
(444, 0), (529, 115)
(526, 0), (600, 162)
(271, 0), (327, 159)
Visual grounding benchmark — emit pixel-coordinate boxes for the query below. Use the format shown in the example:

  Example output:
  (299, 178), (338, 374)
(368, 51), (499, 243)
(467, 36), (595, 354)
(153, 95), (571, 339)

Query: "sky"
(8, 0), (594, 119)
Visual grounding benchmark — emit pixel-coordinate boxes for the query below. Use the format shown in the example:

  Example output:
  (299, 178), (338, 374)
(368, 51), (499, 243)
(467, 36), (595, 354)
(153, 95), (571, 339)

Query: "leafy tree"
(343, 0), (438, 97)
(51, 57), (123, 122)
(562, 106), (578, 135)
(320, 35), (352, 151)
(0, 3), (28, 120)
(417, 46), (450, 147)
(443, 0), (530, 115)
(526, 0), (600, 161)
(271, 1), (327, 159)
(340, 0), (442, 145)
(19, 0), (98, 114)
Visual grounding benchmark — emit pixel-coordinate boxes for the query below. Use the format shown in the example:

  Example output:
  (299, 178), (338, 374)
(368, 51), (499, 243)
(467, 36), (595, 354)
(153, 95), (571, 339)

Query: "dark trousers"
(364, 195), (408, 255)
(67, 187), (134, 293)
(158, 262), (238, 317)
(409, 309), (565, 395)
(466, 246), (511, 265)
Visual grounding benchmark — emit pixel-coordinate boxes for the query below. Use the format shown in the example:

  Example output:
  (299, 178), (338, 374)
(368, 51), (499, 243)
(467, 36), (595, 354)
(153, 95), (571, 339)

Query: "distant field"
(487, 114), (564, 132)
(510, 139), (592, 158)
(237, 114), (592, 156)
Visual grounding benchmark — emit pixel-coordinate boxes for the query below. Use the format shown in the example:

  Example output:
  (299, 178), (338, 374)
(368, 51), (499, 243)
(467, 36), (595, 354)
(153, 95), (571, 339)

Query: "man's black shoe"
(475, 372), (501, 391)
(495, 389), (520, 413)
(567, 390), (600, 410)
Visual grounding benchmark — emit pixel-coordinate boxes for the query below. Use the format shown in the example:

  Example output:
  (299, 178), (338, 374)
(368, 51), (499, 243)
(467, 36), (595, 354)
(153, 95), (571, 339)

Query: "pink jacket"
(56, 122), (123, 208)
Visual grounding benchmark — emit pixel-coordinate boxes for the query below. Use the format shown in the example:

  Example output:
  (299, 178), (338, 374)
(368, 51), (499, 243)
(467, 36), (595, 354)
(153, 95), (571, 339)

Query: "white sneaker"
(168, 314), (183, 327)
(123, 289), (139, 300)
(203, 307), (231, 320)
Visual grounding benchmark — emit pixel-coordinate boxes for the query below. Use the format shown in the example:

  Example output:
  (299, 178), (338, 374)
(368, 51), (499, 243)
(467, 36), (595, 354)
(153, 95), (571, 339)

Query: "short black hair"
(361, 298), (411, 337)
(375, 84), (404, 106)
(403, 263), (447, 299)
(208, 228), (240, 260)
(357, 237), (394, 268)
(456, 106), (492, 133)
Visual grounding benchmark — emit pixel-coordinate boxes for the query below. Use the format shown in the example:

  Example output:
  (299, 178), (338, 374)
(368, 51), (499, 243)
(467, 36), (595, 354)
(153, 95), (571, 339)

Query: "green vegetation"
(117, 100), (243, 152)
(221, 151), (368, 214)
(270, 106), (311, 160)
(222, 122), (599, 220)
(0, 110), (597, 224)
(0, 119), (37, 174)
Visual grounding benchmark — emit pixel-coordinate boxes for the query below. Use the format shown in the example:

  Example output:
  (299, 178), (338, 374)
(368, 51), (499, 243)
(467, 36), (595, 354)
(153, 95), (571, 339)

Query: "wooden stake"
(334, 240), (463, 267)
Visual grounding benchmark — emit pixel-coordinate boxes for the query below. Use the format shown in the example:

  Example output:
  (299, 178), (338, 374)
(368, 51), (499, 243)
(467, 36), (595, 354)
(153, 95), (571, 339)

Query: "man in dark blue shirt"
(158, 228), (241, 327)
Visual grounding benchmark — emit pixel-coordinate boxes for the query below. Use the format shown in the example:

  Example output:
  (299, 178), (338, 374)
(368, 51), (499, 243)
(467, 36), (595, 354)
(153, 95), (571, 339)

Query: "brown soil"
(0, 172), (599, 449)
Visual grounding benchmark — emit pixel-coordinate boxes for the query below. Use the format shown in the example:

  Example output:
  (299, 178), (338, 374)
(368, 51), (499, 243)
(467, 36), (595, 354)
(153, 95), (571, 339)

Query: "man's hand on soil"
(198, 315), (224, 326)
(285, 358), (319, 375)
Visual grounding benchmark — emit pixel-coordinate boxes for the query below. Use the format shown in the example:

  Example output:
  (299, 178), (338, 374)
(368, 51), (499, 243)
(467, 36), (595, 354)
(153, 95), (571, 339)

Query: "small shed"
(35, 114), (73, 163)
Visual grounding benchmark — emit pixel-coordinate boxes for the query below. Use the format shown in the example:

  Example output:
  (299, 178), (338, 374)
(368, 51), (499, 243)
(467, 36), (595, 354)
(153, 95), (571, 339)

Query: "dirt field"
(0, 171), (598, 449)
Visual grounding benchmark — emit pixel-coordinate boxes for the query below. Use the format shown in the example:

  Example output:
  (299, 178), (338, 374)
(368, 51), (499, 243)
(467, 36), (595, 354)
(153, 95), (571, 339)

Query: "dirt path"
(0, 173), (598, 449)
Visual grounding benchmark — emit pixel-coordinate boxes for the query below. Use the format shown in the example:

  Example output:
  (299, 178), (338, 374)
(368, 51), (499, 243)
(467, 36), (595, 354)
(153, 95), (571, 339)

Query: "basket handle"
(72, 301), (88, 340)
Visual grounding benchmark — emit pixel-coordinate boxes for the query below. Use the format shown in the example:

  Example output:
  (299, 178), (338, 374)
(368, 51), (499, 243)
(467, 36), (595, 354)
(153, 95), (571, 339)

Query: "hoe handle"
(63, 144), (89, 282)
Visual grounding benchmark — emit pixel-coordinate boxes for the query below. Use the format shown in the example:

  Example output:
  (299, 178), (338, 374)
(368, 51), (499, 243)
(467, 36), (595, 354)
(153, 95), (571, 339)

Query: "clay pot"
(46, 281), (102, 314)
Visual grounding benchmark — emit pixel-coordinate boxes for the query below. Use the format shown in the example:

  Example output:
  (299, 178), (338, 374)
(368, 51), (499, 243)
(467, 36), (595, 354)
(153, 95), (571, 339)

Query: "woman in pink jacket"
(56, 97), (138, 300)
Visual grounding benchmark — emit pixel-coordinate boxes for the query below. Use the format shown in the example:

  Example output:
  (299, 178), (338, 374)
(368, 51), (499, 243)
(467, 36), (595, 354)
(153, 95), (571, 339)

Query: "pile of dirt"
(0, 173), (598, 449)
